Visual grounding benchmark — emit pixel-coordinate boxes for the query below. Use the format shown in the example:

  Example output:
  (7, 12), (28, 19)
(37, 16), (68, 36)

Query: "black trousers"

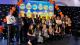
(7, 24), (15, 43)
(65, 26), (72, 34)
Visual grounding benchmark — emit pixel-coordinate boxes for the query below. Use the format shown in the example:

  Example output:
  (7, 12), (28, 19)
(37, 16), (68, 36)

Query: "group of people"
(20, 13), (72, 45)
(0, 6), (72, 45)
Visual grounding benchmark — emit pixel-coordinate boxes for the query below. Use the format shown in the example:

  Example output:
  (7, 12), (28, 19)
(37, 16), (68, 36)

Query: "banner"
(19, 1), (54, 18)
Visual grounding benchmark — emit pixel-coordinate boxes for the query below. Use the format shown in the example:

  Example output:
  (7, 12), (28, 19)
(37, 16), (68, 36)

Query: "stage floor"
(0, 35), (80, 45)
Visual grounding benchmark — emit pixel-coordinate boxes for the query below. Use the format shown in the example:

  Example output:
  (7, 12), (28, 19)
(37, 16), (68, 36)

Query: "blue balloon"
(58, 10), (61, 12)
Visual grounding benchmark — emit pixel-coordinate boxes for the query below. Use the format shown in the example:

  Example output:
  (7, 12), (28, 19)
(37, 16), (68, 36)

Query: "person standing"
(6, 6), (16, 45)
(65, 15), (72, 34)
(55, 16), (62, 40)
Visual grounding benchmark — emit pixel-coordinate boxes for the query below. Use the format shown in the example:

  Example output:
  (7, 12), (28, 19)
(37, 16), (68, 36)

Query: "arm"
(27, 32), (32, 36)
(13, 16), (16, 23)
(27, 32), (35, 36)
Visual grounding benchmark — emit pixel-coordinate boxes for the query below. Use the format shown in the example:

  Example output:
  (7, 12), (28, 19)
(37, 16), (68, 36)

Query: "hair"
(36, 24), (41, 30)
(29, 24), (34, 29)
(10, 5), (15, 10)
(42, 24), (47, 28)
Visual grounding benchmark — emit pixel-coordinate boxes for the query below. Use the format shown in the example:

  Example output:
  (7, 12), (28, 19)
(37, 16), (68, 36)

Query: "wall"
(55, 0), (75, 6)
(56, 0), (80, 6)
(0, 0), (80, 6)
(0, 0), (17, 4)
(74, 0), (80, 6)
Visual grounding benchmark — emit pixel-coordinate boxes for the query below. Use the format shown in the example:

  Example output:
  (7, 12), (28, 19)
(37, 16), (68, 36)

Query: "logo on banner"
(33, 12), (37, 14)
(49, 12), (53, 16)
(33, 4), (37, 10)
(44, 5), (48, 10)
(26, 3), (32, 10)
(49, 5), (53, 11)
(26, 10), (32, 17)
(44, 12), (48, 16)
(38, 4), (43, 10)
(20, 11), (25, 17)
(20, 3), (25, 9)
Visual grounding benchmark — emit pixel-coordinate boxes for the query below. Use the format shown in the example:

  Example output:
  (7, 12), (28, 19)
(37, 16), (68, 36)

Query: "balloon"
(55, 4), (64, 16)
(59, 12), (64, 16)
(51, 1), (55, 4)
(19, 0), (22, 2)
(56, 7), (59, 10)
(61, 14), (64, 16)
(17, 0), (23, 6)
(17, 2), (20, 6)
(49, 0), (55, 4)
(55, 6), (58, 9)
(55, 5), (59, 9)
(55, 4), (59, 7)
(58, 10), (61, 12)
(59, 12), (62, 15)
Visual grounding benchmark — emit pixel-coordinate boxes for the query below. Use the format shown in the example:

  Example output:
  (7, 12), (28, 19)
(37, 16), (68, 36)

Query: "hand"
(28, 40), (32, 45)
(32, 34), (35, 36)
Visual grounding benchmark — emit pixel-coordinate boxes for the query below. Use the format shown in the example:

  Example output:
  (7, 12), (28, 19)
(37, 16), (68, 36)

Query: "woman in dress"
(55, 16), (62, 40)
(65, 15), (72, 34)
(42, 24), (49, 43)
(48, 25), (53, 41)
(55, 16), (62, 34)
(35, 24), (43, 43)
(27, 24), (37, 45)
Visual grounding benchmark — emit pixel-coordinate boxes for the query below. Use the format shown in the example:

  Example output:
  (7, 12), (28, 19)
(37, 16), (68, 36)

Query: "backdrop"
(19, 1), (54, 18)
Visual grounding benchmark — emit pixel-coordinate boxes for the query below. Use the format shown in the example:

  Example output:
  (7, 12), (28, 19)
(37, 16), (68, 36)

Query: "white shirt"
(6, 15), (16, 24)
(56, 20), (62, 25)
(49, 21), (52, 26)
(42, 29), (49, 37)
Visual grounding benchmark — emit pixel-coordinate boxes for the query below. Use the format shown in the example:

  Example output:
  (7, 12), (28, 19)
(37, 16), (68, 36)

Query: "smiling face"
(12, 7), (16, 12)
(29, 24), (34, 30)
(56, 16), (60, 20)
(31, 25), (33, 29)
(37, 24), (40, 28)
(9, 9), (13, 15)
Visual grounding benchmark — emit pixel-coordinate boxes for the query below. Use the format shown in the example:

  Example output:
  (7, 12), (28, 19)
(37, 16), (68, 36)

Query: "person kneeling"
(27, 24), (37, 45)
